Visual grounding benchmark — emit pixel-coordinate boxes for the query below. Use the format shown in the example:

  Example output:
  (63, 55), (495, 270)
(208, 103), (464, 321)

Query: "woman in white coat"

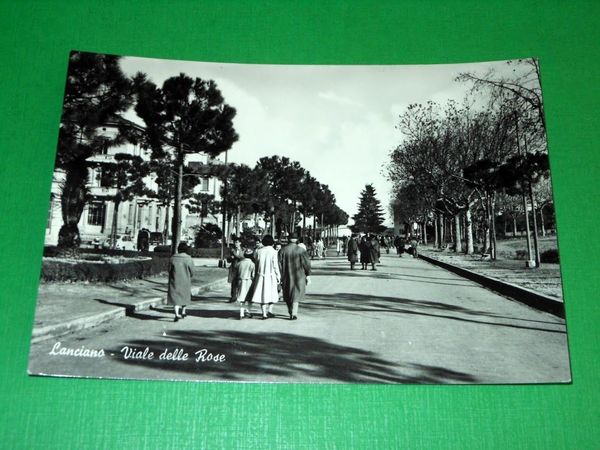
(250, 234), (281, 319)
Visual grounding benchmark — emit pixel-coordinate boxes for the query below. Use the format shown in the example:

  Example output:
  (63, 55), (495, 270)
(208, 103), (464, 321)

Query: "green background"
(1, 1), (599, 448)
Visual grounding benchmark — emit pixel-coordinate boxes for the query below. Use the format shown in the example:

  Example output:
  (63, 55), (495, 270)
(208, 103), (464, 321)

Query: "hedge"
(41, 256), (170, 282)
(540, 249), (560, 264)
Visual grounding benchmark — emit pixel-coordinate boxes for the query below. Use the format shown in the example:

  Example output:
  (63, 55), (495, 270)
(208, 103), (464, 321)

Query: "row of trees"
(387, 59), (553, 266)
(55, 51), (347, 254)
(188, 155), (349, 241)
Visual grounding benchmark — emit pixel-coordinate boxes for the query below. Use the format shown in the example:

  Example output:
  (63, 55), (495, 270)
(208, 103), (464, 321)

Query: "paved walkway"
(30, 262), (227, 343)
(28, 254), (571, 384)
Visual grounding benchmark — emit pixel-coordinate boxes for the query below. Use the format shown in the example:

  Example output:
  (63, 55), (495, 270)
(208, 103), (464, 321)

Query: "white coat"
(250, 246), (281, 304)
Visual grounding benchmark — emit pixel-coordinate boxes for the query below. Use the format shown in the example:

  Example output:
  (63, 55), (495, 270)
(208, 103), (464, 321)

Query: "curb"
(418, 253), (565, 319)
(31, 277), (229, 344)
(191, 277), (228, 296)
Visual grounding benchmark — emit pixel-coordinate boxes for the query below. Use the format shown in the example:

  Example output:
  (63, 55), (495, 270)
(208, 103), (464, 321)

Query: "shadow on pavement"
(311, 267), (476, 287)
(303, 293), (565, 332)
(109, 330), (478, 384)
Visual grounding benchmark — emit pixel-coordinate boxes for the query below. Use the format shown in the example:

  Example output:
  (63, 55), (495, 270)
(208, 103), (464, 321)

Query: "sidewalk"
(31, 260), (228, 343)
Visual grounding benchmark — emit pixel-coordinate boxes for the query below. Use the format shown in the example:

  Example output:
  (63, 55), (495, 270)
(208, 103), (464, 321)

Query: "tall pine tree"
(56, 51), (133, 249)
(351, 184), (386, 233)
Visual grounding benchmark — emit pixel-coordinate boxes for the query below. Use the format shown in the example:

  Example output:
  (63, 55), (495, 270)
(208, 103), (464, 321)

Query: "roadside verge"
(419, 254), (565, 318)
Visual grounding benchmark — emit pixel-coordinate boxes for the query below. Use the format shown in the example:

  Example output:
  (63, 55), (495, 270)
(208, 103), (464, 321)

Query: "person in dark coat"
(369, 235), (379, 270)
(359, 235), (371, 270)
(167, 242), (195, 322)
(347, 235), (359, 270)
(227, 238), (245, 302)
(278, 235), (311, 320)
(393, 235), (402, 255)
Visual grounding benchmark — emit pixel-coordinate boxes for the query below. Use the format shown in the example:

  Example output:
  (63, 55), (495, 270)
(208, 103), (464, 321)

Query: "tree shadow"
(310, 267), (476, 287)
(302, 293), (565, 332)
(109, 330), (478, 384)
(93, 299), (172, 322)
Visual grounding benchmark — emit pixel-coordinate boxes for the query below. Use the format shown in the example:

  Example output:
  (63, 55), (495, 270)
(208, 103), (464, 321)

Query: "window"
(99, 167), (113, 188)
(87, 202), (106, 226)
(200, 177), (209, 191)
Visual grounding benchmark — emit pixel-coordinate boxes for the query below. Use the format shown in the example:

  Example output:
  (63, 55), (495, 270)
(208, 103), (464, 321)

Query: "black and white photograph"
(28, 51), (570, 384)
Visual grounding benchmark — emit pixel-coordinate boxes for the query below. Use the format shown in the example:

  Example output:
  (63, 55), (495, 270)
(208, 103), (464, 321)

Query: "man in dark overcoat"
(347, 234), (359, 270)
(278, 235), (311, 320)
(369, 234), (380, 270)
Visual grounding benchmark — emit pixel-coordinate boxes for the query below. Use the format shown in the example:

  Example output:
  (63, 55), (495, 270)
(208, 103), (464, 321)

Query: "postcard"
(28, 51), (570, 384)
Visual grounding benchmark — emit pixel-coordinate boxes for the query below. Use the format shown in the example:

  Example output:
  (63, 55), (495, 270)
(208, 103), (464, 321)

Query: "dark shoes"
(290, 315), (298, 320)
(267, 312), (275, 318)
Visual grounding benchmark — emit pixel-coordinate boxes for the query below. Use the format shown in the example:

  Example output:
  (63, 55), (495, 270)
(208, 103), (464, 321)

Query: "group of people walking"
(346, 234), (381, 270)
(167, 236), (312, 322)
(227, 234), (312, 320)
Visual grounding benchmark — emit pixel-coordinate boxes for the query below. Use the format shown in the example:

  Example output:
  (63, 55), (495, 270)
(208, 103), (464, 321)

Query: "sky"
(119, 56), (516, 225)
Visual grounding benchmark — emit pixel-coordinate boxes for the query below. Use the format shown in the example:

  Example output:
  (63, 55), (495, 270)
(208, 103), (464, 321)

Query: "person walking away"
(297, 237), (307, 251)
(347, 234), (359, 270)
(236, 249), (255, 319)
(167, 242), (194, 322)
(250, 235), (281, 319)
(359, 235), (371, 270)
(227, 238), (244, 302)
(278, 235), (311, 320)
(369, 235), (379, 270)
(393, 235), (401, 256)
(336, 238), (342, 256)
(315, 238), (324, 259)
(342, 236), (348, 256)
(409, 235), (419, 258)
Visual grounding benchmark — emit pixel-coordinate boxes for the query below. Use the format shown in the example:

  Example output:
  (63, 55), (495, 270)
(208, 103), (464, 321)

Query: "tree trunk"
(540, 206), (546, 237)
(512, 215), (517, 238)
(438, 214), (444, 249)
(58, 162), (88, 249)
(171, 148), (184, 255)
(163, 201), (170, 242)
(465, 207), (474, 254)
(490, 193), (497, 260)
(302, 214), (306, 237)
(110, 199), (120, 249)
(422, 221), (427, 245)
(522, 183), (533, 263)
(528, 183), (541, 267)
(454, 213), (462, 253)
(433, 213), (439, 248)
(483, 196), (491, 255)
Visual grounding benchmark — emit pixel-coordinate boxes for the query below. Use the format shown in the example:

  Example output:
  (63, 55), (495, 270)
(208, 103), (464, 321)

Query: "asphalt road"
(28, 253), (571, 384)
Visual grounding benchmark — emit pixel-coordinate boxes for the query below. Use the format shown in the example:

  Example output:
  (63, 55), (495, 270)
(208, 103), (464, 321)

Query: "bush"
(41, 256), (170, 282)
(153, 245), (172, 254)
(541, 248), (560, 264)
(514, 249), (528, 260)
(194, 223), (222, 248)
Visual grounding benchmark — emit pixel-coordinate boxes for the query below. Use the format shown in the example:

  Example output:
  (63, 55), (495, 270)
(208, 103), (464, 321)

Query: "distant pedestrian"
(297, 237), (307, 251)
(137, 228), (150, 252)
(347, 234), (359, 270)
(315, 238), (324, 259)
(167, 242), (194, 322)
(409, 236), (419, 258)
(342, 236), (348, 256)
(336, 238), (342, 256)
(250, 235), (281, 319)
(227, 238), (244, 302)
(359, 236), (371, 270)
(393, 235), (402, 255)
(369, 235), (379, 270)
(236, 249), (255, 319)
(278, 235), (311, 320)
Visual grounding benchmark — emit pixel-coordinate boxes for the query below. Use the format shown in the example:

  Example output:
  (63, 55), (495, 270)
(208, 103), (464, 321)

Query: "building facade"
(45, 124), (224, 248)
